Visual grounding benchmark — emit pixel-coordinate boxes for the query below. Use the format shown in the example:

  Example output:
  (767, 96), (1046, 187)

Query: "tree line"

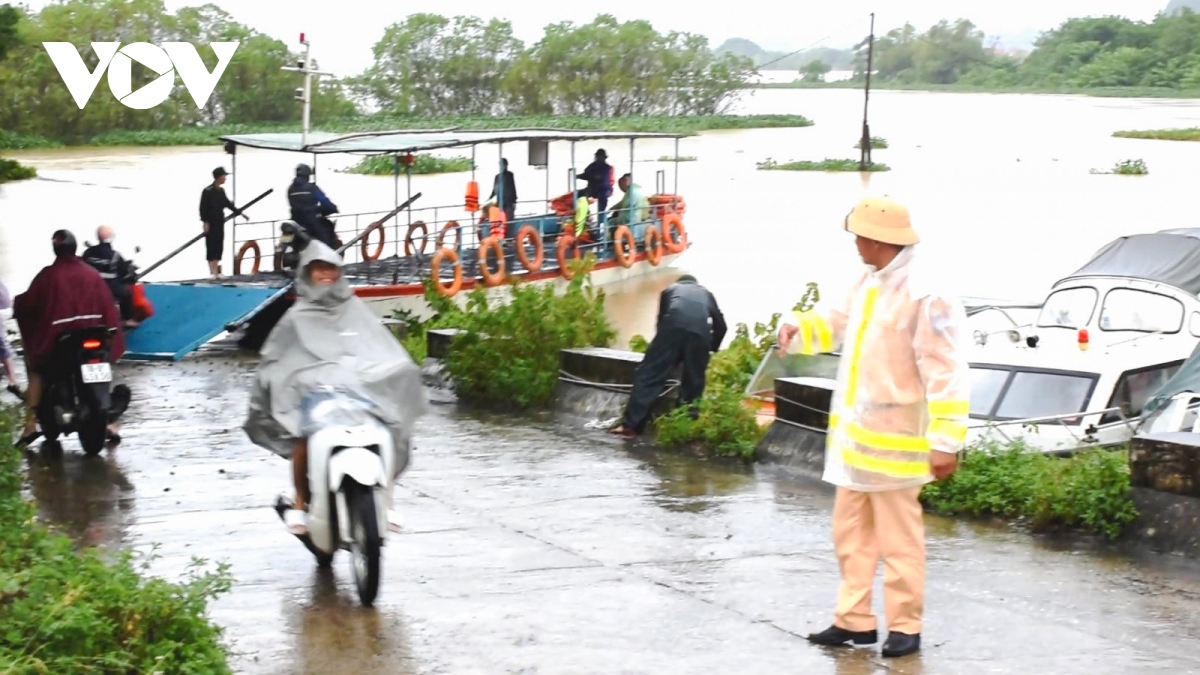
(839, 12), (1200, 90)
(0, 0), (756, 144)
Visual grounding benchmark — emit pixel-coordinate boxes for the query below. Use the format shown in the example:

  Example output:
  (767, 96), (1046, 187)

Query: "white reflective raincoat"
(788, 246), (970, 491)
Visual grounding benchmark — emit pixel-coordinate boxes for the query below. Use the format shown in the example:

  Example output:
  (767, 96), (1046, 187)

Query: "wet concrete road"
(21, 353), (1200, 674)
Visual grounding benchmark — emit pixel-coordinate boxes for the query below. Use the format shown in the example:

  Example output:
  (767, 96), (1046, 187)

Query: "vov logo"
(42, 42), (239, 110)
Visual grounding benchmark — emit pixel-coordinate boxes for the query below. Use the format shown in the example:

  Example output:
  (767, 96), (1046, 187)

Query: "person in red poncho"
(13, 230), (125, 445)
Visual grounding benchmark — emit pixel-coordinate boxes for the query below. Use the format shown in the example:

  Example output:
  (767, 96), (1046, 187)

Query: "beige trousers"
(832, 486), (925, 634)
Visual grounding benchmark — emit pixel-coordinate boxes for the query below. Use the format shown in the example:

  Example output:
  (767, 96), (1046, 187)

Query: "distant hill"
(1166, 0), (1200, 14)
(716, 38), (855, 71)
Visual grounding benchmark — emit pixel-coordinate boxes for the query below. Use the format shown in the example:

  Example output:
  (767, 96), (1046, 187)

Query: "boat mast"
(859, 12), (875, 171)
(282, 33), (333, 148)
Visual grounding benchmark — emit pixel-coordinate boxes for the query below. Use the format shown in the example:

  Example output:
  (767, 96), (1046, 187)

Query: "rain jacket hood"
(788, 245), (970, 491)
(244, 240), (428, 470)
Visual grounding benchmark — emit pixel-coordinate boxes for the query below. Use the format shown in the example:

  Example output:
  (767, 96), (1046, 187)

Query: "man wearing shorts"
(199, 166), (234, 279)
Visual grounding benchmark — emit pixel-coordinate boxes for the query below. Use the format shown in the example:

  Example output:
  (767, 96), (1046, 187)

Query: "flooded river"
(5, 88), (1200, 339)
(10, 89), (1200, 672)
(19, 353), (1200, 673)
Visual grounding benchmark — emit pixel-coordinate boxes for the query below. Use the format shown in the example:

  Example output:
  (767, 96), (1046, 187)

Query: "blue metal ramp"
(124, 283), (282, 360)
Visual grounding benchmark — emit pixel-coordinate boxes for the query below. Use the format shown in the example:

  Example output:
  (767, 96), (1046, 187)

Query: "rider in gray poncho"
(244, 239), (428, 534)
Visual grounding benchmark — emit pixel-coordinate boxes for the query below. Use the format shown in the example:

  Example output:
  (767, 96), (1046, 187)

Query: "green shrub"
(757, 158), (890, 172)
(1113, 128), (1200, 142)
(920, 440), (1139, 540)
(1090, 158), (1148, 175)
(853, 136), (889, 150)
(0, 158), (35, 183)
(344, 154), (474, 176)
(439, 256), (616, 409)
(0, 409), (233, 672)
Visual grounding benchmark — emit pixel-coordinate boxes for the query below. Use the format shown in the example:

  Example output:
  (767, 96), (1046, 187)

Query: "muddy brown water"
(15, 352), (1200, 674)
(6, 88), (1200, 341)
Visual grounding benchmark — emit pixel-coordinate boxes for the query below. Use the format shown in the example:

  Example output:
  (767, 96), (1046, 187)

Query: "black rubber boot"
(882, 632), (921, 657)
(806, 625), (878, 647)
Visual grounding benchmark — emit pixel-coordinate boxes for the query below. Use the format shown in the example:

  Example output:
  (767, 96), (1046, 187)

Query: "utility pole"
(281, 33), (334, 148)
(859, 13), (876, 171)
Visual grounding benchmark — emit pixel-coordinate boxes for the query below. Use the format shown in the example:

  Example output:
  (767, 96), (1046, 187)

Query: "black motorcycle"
(38, 327), (131, 456)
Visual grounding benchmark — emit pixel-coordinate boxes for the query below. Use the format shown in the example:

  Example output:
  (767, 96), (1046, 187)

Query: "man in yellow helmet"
(777, 195), (969, 658)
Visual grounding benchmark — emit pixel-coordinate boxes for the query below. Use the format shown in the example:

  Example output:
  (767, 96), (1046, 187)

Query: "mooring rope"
(558, 370), (680, 399)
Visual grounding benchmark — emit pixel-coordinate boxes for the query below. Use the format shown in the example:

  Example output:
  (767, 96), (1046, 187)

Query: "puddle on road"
(18, 352), (1200, 673)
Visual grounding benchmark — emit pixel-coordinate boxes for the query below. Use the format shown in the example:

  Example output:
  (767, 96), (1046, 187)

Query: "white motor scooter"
(274, 386), (397, 606)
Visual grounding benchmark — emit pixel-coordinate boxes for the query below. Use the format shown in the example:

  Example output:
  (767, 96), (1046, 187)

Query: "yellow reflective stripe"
(843, 286), (878, 408)
(828, 413), (840, 431)
(841, 447), (930, 478)
(928, 400), (969, 418)
(928, 418), (968, 443)
(844, 422), (930, 453)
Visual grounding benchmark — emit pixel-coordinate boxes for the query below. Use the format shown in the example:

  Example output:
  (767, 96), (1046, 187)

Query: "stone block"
(559, 347), (680, 387)
(1129, 432), (1200, 498)
(427, 329), (466, 360)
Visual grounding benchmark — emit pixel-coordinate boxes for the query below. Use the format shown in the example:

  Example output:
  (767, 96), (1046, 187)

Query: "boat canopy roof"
(1056, 228), (1200, 296)
(218, 127), (690, 155)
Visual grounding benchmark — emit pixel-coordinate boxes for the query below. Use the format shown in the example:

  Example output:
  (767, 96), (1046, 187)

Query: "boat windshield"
(970, 365), (1098, 424)
(1036, 287), (1097, 330)
(1098, 288), (1184, 333)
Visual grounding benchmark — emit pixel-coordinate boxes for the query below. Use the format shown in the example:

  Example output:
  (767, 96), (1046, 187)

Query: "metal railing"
(229, 196), (671, 282)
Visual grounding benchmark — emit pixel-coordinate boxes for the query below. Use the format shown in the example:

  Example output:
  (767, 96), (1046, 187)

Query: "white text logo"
(42, 41), (240, 109)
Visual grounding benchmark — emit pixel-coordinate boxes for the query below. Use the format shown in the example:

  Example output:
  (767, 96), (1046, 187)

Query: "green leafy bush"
(344, 154), (474, 176)
(0, 157), (35, 183)
(433, 256), (616, 409)
(853, 136), (889, 149)
(756, 158), (890, 172)
(0, 409), (234, 672)
(1090, 158), (1148, 175)
(920, 440), (1139, 540)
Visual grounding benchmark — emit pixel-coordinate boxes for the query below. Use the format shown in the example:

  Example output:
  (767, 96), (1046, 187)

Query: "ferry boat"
(127, 128), (693, 360)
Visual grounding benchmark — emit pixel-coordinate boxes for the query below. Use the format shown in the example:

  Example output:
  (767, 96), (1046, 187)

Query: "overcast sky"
(19, 0), (1169, 77)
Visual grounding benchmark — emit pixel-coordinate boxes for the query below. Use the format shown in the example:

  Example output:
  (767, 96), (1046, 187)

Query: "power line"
(755, 17), (869, 70)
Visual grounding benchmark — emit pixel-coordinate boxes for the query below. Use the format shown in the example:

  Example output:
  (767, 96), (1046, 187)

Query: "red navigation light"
(1077, 328), (1089, 351)
(300, 33), (305, 43)
(82, 339), (101, 349)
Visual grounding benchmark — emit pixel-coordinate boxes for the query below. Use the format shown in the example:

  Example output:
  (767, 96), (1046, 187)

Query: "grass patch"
(0, 157), (36, 183)
(1090, 159), (1148, 175)
(920, 440), (1138, 540)
(0, 130), (62, 150)
(343, 154), (474, 176)
(1113, 128), (1200, 142)
(651, 283), (822, 460)
(854, 136), (889, 150)
(758, 80), (1200, 99)
(657, 155), (697, 162)
(757, 158), (890, 172)
(0, 408), (234, 671)
(1, 115), (815, 150)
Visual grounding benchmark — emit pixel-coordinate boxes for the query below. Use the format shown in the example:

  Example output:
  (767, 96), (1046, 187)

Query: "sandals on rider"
(285, 509), (307, 536)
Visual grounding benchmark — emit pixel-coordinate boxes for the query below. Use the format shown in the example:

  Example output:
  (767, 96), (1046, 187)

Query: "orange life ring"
(612, 225), (636, 268)
(478, 236), (506, 287)
(436, 220), (461, 249)
(431, 247), (463, 297)
(557, 234), (581, 280)
(361, 222), (385, 261)
(234, 240), (260, 276)
(405, 220), (428, 256)
(645, 226), (664, 266)
(662, 212), (686, 254)
(515, 225), (544, 272)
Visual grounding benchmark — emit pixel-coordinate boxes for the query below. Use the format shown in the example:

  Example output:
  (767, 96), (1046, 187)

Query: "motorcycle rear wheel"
(79, 416), (106, 456)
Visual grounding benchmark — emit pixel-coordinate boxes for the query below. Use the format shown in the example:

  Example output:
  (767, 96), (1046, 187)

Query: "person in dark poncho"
(14, 230), (125, 445)
(611, 274), (727, 437)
